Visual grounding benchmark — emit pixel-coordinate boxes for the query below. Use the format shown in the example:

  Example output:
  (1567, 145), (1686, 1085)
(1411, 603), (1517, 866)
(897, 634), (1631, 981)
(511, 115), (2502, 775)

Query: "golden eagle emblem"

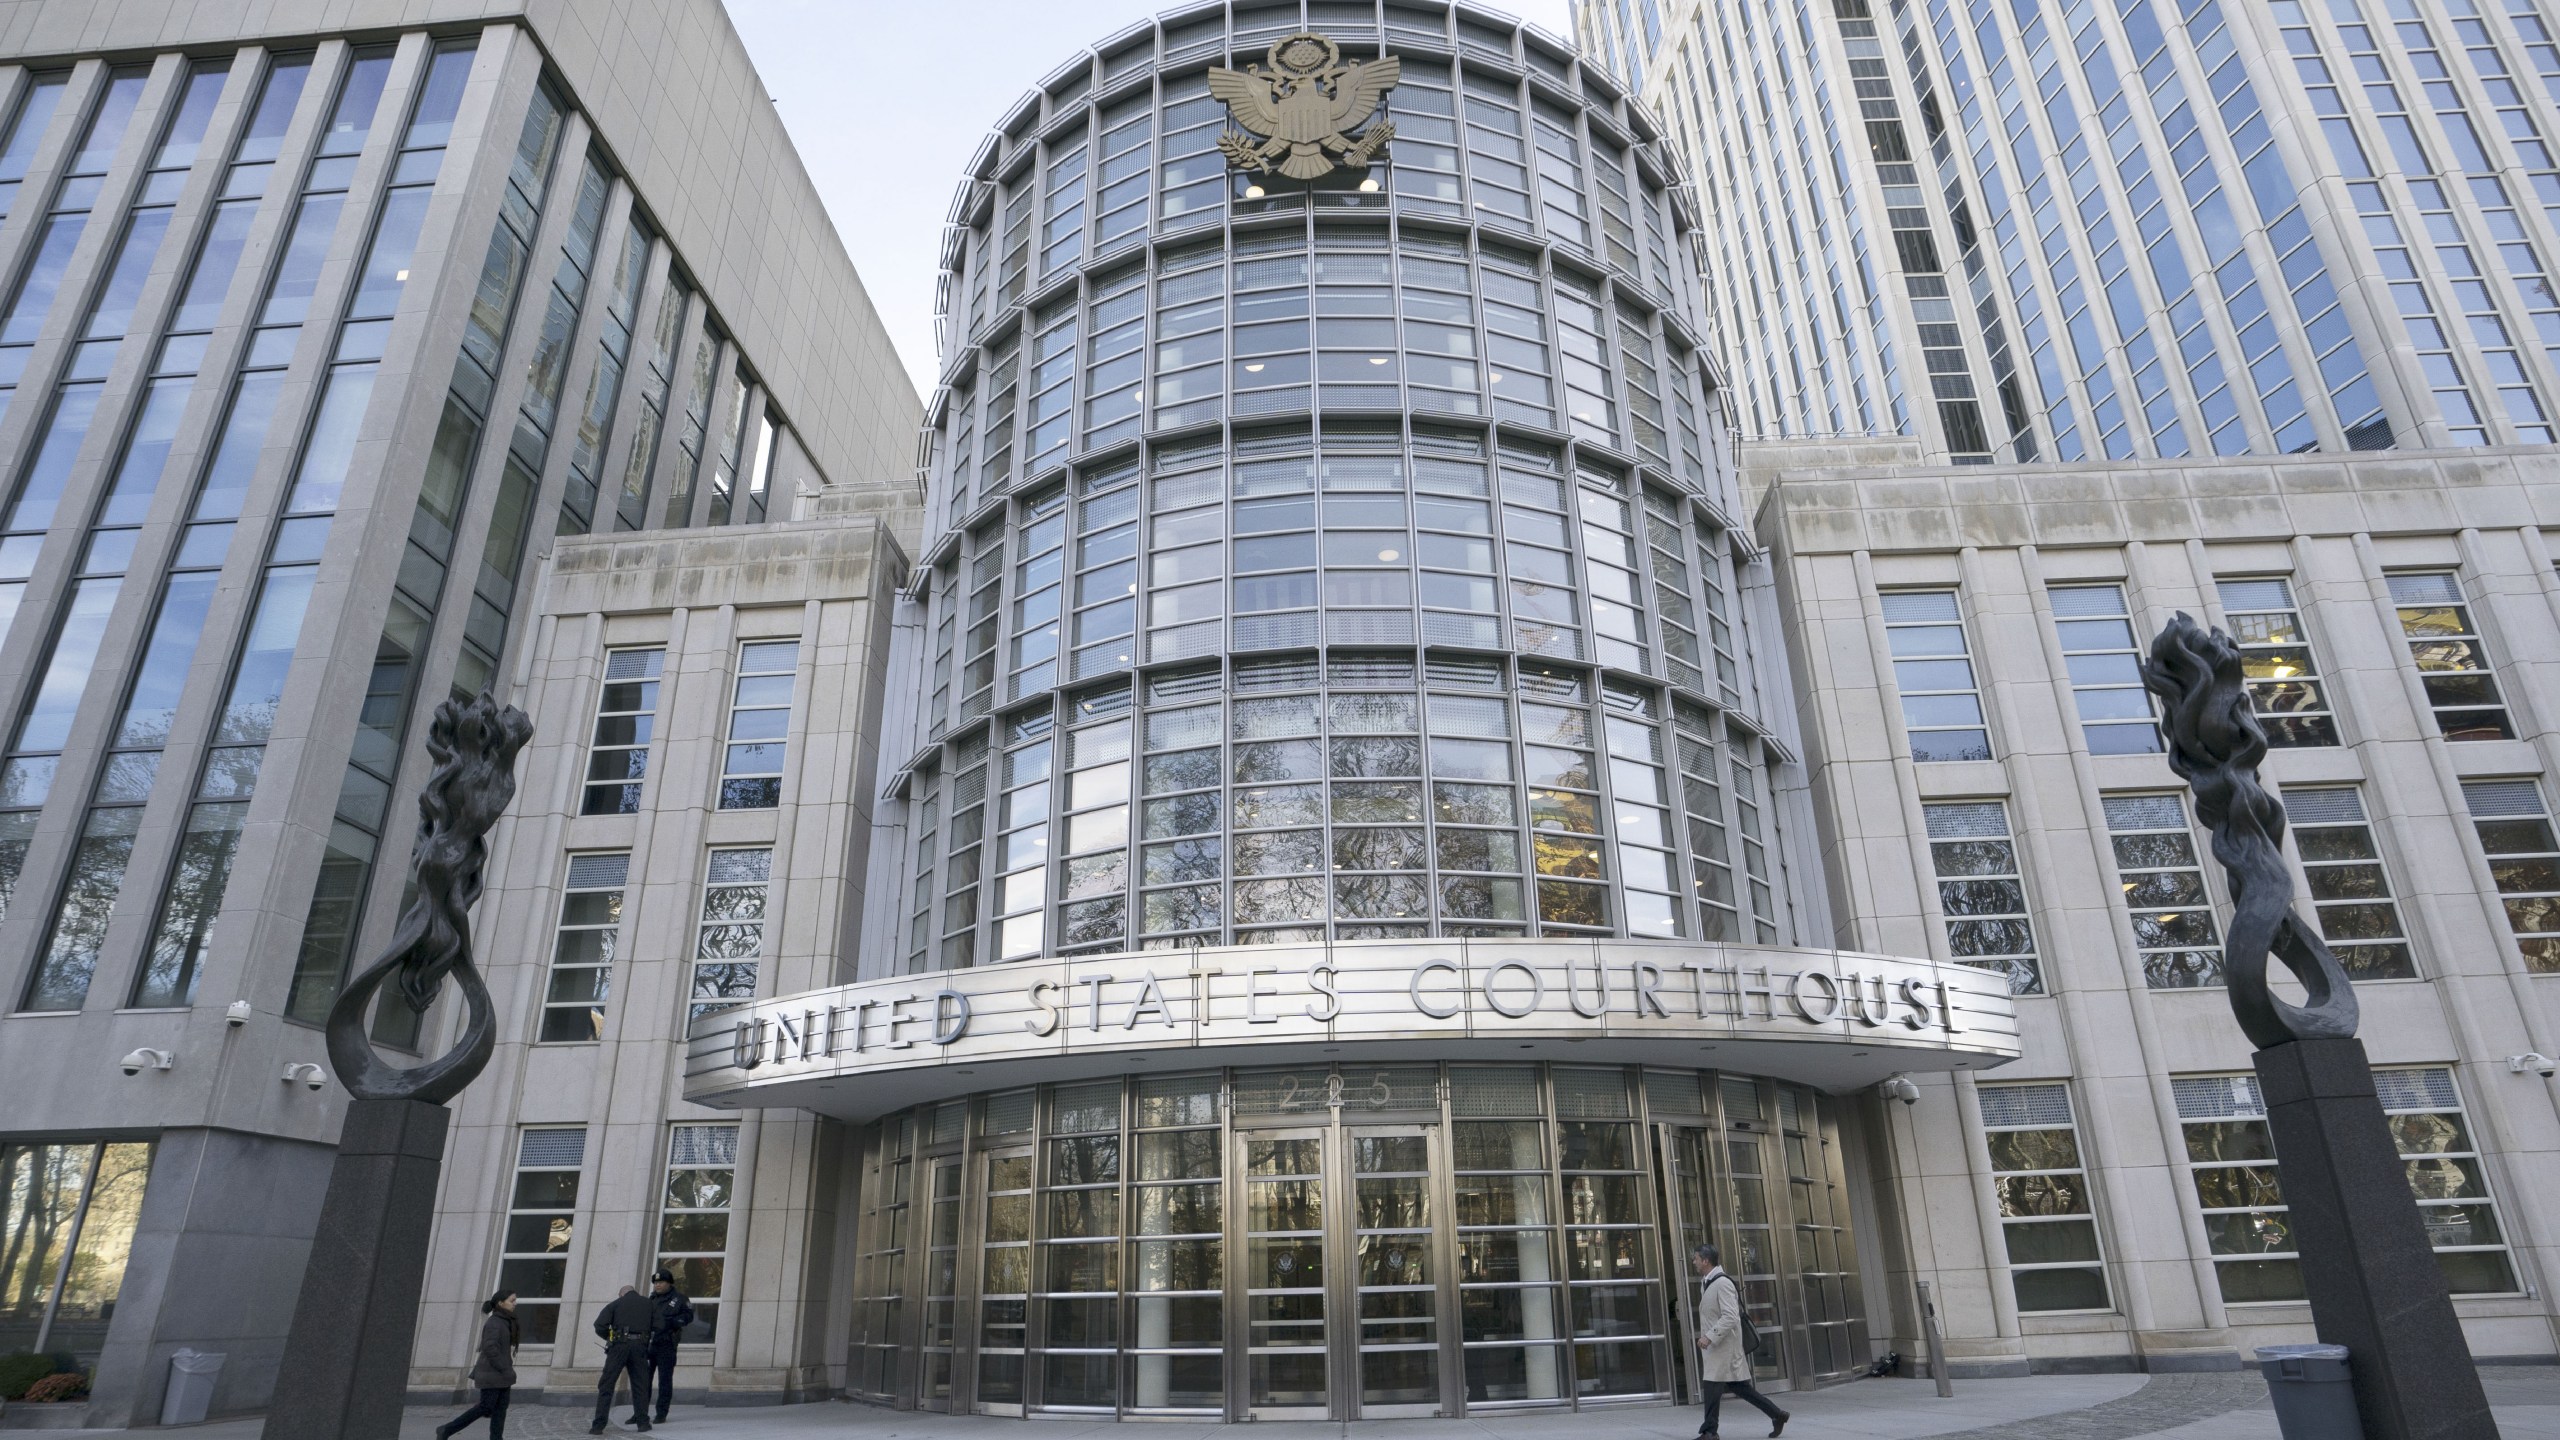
(1209, 33), (1401, 181)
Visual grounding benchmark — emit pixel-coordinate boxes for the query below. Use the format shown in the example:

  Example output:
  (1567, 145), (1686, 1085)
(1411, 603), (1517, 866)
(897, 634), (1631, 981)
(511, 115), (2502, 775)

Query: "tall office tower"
(1582, 0), (2560, 461)
(0, 1), (916, 1425)
(679, 0), (2018, 1423)
(1578, 0), (2560, 1382)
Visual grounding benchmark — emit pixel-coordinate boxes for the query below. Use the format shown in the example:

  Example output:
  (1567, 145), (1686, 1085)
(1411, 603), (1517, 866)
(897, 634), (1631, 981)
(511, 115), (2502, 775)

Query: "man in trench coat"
(1693, 1243), (1789, 1437)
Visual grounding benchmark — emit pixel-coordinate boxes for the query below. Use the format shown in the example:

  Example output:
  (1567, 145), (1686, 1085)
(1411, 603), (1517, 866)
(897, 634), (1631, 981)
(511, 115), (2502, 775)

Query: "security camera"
(2510, 1053), (2558, 1078)
(281, 1062), (327, 1092)
(1882, 1074), (1920, 1106)
(120, 1048), (174, 1076)
(225, 1000), (252, 1027)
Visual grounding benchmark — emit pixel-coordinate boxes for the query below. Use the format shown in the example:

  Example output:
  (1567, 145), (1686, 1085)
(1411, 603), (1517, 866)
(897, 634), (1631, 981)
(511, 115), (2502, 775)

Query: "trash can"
(159, 1349), (225, 1426)
(2256, 1343), (2360, 1440)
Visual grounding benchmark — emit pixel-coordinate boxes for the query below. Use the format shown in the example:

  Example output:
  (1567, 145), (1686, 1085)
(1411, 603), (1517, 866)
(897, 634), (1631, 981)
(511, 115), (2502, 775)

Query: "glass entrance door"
(1240, 1128), (1328, 1417)
(973, 1146), (1031, 1414)
(1720, 1125), (1788, 1388)
(920, 1156), (962, 1409)
(1347, 1123), (1444, 1417)
(1654, 1125), (1714, 1404)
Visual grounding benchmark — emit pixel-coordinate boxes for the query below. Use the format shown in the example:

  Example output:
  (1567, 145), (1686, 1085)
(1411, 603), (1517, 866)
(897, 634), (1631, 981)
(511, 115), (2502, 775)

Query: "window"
(498, 1128), (584, 1344)
(1727, 730), (1779, 944)
(1578, 473), (1648, 672)
(2048, 585), (2159, 755)
(1922, 802), (2042, 994)
(1451, 1068), (1564, 1402)
(1978, 1084), (2109, 1313)
(1130, 1075), (1222, 1412)
(1555, 1070), (1662, 1398)
(2376, 1068), (2517, 1295)
(1068, 466), (1138, 680)
(2216, 578), (2336, 747)
(718, 640), (797, 809)
(2174, 1075), (2294, 1303)
(995, 713), (1055, 961)
(1138, 671), (1222, 944)
(1881, 590), (1991, 762)
(582, 648), (663, 814)
(2102, 794), (2223, 989)
(1082, 272), (1144, 449)
(1010, 492), (1067, 700)
(655, 1124), (736, 1343)
(1057, 690), (1131, 954)
(1039, 1081), (1122, 1410)
(2279, 787), (2417, 980)
(540, 854), (627, 1042)
(0, 1141), (150, 1367)
(1093, 95), (1150, 249)
(1672, 702), (1737, 940)
(972, 1113), (1027, 1405)
(2387, 572), (2512, 740)
(691, 848), (770, 1020)
(1525, 668), (1609, 933)
(2462, 779), (2560, 971)
(1604, 691), (1681, 939)
(2175, 1069), (2517, 1303)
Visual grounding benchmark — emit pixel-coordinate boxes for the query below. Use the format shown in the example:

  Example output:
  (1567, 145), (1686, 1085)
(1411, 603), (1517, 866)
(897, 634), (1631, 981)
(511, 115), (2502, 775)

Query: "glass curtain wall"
(896, 2), (1788, 970)
(0, 1141), (152, 1368)
(843, 1064), (1864, 1420)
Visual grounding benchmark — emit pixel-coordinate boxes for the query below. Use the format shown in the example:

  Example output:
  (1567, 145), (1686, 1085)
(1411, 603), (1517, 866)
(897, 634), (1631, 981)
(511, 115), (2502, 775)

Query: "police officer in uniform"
(645, 1268), (695, 1424)
(589, 1284), (655, 1434)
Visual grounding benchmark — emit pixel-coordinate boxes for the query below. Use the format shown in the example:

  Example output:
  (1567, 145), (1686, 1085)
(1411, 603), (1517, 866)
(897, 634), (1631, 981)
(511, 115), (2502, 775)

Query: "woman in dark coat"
(436, 1289), (519, 1439)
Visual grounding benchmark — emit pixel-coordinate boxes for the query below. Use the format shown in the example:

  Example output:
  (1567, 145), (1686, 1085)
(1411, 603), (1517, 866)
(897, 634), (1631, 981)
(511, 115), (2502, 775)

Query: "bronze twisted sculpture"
(2140, 613), (2494, 1440)
(323, 692), (533, 1103)
(2138, 612), (2359, 1050)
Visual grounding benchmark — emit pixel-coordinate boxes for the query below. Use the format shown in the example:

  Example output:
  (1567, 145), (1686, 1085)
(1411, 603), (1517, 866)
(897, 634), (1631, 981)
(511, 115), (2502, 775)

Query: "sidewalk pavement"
(47, 1367), (2560, 1439)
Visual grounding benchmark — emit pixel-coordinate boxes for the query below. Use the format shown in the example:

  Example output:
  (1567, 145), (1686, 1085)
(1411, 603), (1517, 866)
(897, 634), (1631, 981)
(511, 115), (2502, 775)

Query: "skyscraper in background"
(1582, 0), (2560, 460)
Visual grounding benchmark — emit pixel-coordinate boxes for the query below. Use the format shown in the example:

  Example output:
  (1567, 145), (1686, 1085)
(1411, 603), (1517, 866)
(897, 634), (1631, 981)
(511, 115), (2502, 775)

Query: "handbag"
(1711, 1273), (1759, 1352)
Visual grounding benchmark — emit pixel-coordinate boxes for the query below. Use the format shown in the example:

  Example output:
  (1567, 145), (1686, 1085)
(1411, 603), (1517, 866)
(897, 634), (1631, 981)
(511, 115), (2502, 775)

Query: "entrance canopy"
(684, 940), (2020, 1121)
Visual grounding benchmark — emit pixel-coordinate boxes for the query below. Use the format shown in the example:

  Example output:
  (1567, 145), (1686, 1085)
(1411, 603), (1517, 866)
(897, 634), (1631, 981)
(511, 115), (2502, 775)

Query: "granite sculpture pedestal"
(2255, 1037), (2496, 1440)
(261, 1099), (451, 1440)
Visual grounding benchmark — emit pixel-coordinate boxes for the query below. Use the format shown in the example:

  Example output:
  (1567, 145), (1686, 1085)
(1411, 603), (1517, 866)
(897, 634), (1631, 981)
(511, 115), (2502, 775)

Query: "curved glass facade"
(846, 1063), (1866, 1417)
(846, 7), (1856, 1417)
(890, 0), (1797, 973)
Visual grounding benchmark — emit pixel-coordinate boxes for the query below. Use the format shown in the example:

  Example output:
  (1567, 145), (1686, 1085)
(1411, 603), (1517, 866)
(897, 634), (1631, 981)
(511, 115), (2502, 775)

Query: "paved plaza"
(31, 1367), (2552, 1439)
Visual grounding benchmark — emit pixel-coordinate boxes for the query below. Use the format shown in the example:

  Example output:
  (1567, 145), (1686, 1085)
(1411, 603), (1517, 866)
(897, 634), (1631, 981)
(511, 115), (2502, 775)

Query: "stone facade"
(1760, 445), (2560, 1371)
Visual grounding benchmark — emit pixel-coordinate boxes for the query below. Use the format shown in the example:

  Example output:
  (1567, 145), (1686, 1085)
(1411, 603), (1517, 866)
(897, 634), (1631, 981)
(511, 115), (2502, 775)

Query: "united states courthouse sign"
(685, 940), (2020, 1119)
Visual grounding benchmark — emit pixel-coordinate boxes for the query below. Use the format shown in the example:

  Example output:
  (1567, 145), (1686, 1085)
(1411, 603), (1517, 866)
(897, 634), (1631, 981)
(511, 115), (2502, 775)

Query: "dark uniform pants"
(649, 1345), (678, 1418)
(593, 1341), (651, 1426)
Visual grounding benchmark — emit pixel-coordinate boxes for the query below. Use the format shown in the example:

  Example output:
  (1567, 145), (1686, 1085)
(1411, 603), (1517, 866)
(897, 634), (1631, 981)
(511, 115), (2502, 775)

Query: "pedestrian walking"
(590, 1283), (656, 1434)
(1693, 1243), (1788, 1438)
(434, 1289), (517, 1439)
(646, 1268), (696, 1424)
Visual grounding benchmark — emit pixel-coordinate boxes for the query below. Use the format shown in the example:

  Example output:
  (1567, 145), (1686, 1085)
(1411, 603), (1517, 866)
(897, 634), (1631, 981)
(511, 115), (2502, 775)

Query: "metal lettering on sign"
(710, 947), (2011, 1091)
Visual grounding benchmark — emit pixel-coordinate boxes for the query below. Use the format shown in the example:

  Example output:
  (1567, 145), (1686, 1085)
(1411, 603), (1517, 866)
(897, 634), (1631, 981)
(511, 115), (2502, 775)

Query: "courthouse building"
(428, 0), (2021, 1424)
(0, 0), (2553, 1431)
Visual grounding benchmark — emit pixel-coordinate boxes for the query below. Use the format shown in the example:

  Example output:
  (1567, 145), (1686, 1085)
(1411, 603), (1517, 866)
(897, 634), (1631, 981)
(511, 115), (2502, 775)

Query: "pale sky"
(725, 0), (1579, 403)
